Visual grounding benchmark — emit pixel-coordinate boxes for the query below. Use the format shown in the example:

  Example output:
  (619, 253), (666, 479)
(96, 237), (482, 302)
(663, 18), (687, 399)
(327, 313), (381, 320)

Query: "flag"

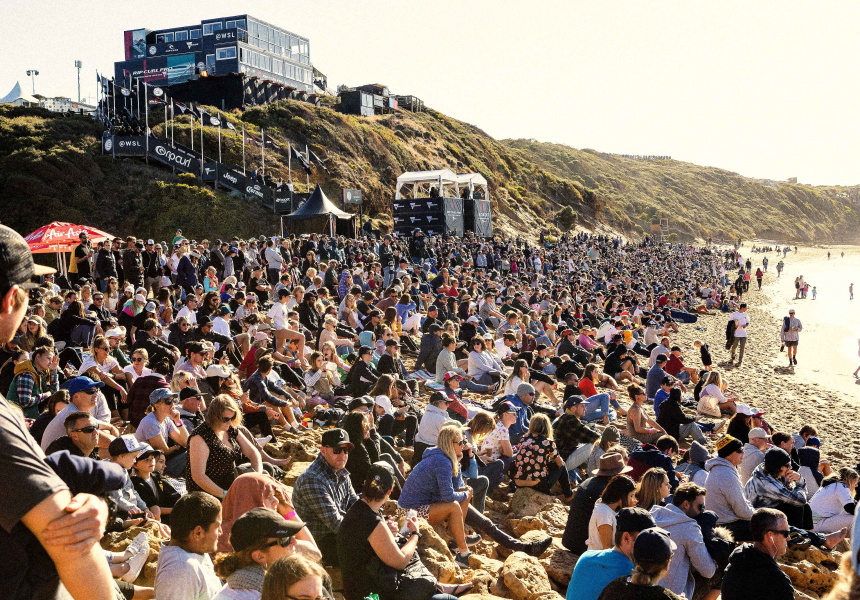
(207, 114), (221, 127)
(265, 138), (282, 150)
(291, 145), (311, 174)
(310, 149), (328, 172)
(225, 121), (236, 132)
(174, 101), (189, 114)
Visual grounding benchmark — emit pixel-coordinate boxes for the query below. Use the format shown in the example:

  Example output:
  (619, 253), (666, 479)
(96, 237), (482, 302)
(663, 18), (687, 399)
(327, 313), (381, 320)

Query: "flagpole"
(288, 142), (292, 185)
(190, 111), (194, 152)
(305, 144), (310, 190)
(144, 82), (149, 164)
(217, 122), (222, 163)
(170, 101), (174, 147)
(200, 107), (204, 178)
(242, 124), (246, 175)
(136, 78), (141, 121)
(261, 128), (265, 178)
(111, 79), (116, 124)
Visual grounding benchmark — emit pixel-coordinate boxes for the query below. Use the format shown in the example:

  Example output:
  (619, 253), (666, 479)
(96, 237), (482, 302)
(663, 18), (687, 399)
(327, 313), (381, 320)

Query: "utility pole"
(74, 60), (82, 102)
(26, 69), (39, 95)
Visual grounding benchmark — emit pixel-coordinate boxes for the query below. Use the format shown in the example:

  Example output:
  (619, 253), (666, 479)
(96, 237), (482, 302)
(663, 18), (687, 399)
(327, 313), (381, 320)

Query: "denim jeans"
(565, 443), (594, 483)
(582, 393), (617, 423)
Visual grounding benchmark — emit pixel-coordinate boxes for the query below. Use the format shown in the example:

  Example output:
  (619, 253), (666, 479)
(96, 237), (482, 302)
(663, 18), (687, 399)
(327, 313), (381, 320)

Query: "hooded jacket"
(650, 504), (717, 599)
(744, 463), (808, 509)
(397, 447), (466, 509)
(739, 442), (766, 484)
(628, 444), (679, 490)
(721, 543), (794, 600)
(704, 456), (754, 524)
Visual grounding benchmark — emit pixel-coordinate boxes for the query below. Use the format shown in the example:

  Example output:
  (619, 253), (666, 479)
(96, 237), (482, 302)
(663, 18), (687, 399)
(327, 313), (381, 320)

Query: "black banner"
(243, 180), (272, 205)
(217, 166), (247, 194)
(104, 136), (146, 156)
(147, 39), (202, 56)
(148, 139), (200, 174)
(202, 162), (218, 182)
(213, 28), (239, 43)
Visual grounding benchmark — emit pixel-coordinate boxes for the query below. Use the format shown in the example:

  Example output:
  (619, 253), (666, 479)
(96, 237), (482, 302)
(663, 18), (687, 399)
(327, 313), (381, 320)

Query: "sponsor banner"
(214, 28), (239, 43)
(148, 39), (202, 56)
(115, 55), (196, 86)
(148, 140), (200, 174)
(105, 136), (146, 156)
(244, 180), (271, 204)
(125, 29), (147, 59)
(217, 166), (247, 193)
(202, 162), (218, 182)
(343, 189), (362, 205)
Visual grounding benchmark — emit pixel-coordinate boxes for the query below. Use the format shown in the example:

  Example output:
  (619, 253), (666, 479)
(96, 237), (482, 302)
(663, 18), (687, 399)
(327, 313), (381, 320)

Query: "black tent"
(285, 185), (356, 237)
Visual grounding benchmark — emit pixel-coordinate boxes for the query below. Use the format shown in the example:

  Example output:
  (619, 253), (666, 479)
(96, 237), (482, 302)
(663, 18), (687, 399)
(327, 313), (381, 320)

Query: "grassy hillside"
(1, 102), (858, 243)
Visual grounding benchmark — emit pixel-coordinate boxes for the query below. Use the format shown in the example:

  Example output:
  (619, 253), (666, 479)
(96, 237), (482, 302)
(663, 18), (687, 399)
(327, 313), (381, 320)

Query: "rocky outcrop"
(500, 552), (553, 600)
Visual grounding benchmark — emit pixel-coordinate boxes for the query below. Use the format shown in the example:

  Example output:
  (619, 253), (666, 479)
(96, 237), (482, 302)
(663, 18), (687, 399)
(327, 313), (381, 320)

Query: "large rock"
(543, 548), (578, 587)
(500, 551), (553, 600)
(461, 594), (508, 600)
(101, 521), (169, 587)
(508, 488), (558, 519)
(780, 561), (838, 597)
(469, 553), (505, 577)
(282, 461), (313, 485)
(416, 519), (457, 582)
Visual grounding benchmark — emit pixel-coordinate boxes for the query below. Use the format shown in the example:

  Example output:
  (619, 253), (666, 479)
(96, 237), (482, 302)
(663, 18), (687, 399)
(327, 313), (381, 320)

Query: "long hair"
(205, 394), (243, 430)
(436, 424), (463, 477)
(261, 555), (327, 600)
(527, 413), (553, 440)
(369, 374), (395, 398)
(467, 411), (495, 444)
(636, 468), (668, 511)
(502, 358), (528, 391)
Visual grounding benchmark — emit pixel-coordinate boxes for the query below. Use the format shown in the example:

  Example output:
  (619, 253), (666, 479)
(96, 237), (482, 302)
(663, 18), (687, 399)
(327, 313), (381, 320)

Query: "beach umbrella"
(24, 222), (117, 277)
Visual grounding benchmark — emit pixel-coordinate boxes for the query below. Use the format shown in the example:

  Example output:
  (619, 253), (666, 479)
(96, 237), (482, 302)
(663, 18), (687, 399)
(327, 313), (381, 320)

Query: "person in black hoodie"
(341, 411), (404, 499)
(721, 507), (794, 600)
(343, 346), (379, 397)
(656, 387), (709, 446)
(131, 446), (180, 523)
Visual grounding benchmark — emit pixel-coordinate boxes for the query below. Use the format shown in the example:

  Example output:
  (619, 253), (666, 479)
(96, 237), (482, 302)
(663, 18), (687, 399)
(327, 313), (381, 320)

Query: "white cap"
(374, 394), (394, 415)
(105, 327), (126, 338)
(144, 301), (157, 313)
(206, 364), (232, 378)
(254, 331), (270, 341)
(736, 403), (753, 416)
(134, 293), (146, 303)
(748, 427), (770, 440)
(466, 316), (479, 324)
(146, 239), (155, 245)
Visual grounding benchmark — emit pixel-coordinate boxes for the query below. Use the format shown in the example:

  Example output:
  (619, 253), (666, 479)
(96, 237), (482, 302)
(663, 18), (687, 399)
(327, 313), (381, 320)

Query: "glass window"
(206, 54), (216, 73)
(156, 34), (166, 44)
(203, 22), (222, 35)
(175, 30), (188, 41)
(299, 40), (308, 55)
(226, 20), (236, 29)
(216, 47), (237, 60)
(190, 29), (201, 39)
(236, 20), (246, 30)
(163, 33), (174, 43)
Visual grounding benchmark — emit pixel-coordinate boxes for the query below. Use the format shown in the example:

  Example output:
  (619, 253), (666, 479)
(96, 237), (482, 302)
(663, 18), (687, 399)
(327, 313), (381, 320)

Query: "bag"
(370, 548), (437, 600)
(783, 316), (791, 333)
(697, 395), (721, 418)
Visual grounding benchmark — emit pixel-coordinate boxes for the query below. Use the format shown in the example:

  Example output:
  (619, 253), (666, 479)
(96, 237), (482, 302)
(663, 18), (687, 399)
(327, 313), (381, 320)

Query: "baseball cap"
(633, 527), (677, 564)
(564, 395), (587, 409)
(321, 428), (354, 448)
(144, 301), (157, 313)
(615, 507), (657, 534)
(443, 371), (463, 382)
(198, 316), (212, 327)
(735, 403), (753, 416)
(496, 401), (520, 414)
(789, 308), (796, 314)
(428, 323), (443, 334)
(347, 396), (375, 411)
(134, 293), (147, 303)
(805, 436), (821, 448)
(219, 305), (232, 315)
(105, 326), (126, 338)
(64, 376), (105, 396)
(230, 507), (305, 552)
(748, 427), (770, 440)
(206, 363), (232, 378)
(108, 434), (146, 457)
(179, 387), (203, 401)
(429, 391), (450, 405)
(0, 225), (55, 293)
(133, 443), (163, 462)
(357, 345), (373, 357)
(655, 354), (668, 364)
(146, 239), (155, 245)
(254, 331), (270, 341)
(516, 383), (535, 397)
(149, 388), (179, 405)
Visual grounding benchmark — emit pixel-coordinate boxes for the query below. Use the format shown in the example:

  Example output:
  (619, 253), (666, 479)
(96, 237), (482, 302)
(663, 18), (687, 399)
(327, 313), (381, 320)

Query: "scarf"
(226, 565), (265, 591)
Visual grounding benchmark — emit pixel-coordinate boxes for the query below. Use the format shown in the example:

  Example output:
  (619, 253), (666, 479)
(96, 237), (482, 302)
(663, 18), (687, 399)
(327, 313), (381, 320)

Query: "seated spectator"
(107, 435), (161, 523)
(740, 427), (771, 484)
(40, 376), (117, 452)
(7, 344), (60, 419)
(628, 435), (681, 490)
(177, 386), (206, 431)
(292, 428), (359, 566)
(154, 492), (224, 600)
(414, 323), (443, 374)
(596, 527), (681, 600)
(123, 348), (152, 388)
(44, 411), (100, 459)
(562, 452), (633, 555)
(675, 440), (710, 487)
(744, 447), (811, 529)
(797, 439), (825, 497)
(625, 385), (666, 445)
(726, 407), (753, 444)
(28, 389), (69, 446)
(513, 413), (573, 501)
(342, 345), (379, 397)
(342, 411), (405, 498)
(634, 467), (671, 511)
(131, 446), (181, 520)
(566, 507), (658, 600)
(478, 401), (517, 477)
(242, 356), (301, 431)
(467, 335), (505, 386)
(586, 474), (637, 551)
(809, 468), (857, 535)
(586, 425), (624, 477)
(705, 435), (755, 541)
(127, 358), (171, 427)
(720, 508), (794, 600)
(413, 391), (453, 465)
(260, 555), (328, 600)
(656, 387), (710, 446)
(213, 507), (307, 600)
(508, 382), (536, 445)
(134, 388), (189, 477)
(371, 375), (419, 448)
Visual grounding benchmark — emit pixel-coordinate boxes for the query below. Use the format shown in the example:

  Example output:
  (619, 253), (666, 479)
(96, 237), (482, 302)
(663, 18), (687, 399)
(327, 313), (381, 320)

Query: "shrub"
(557, 206), (578, 229)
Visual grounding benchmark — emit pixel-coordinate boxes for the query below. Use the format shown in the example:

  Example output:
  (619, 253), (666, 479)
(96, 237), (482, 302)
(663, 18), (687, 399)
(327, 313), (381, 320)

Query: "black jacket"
(131, 472), (181, 511)
(377, 352), (408, 381)
(343, 360), (379, 397)
(414, 333), (442, 373)
(131, 333), (178, 365)
(656, 397), (696, 443)
(96, 249), (117, 279)
(721, 544), (793, 600)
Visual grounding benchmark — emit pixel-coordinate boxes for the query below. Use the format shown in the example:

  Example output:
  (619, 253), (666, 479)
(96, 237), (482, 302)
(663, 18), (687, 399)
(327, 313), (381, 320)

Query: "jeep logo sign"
(224, 173), (238, 184)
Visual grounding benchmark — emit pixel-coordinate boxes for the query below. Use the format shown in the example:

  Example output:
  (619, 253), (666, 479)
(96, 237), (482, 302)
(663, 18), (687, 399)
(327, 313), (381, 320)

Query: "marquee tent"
(285, 185), (355, 237)
(395, 169), (459, 199)
(456, 173), (489, 200)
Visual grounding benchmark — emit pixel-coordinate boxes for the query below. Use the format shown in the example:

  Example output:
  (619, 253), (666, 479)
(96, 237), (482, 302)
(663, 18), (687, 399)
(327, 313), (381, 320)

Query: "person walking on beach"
(854, 339), (860, 378)
(755, 268), (763, 290)
(730, 303), (749, 366)
(779, 309), (802, 367)
(776, 261), (783, 278)
(850, 283), (854, 301)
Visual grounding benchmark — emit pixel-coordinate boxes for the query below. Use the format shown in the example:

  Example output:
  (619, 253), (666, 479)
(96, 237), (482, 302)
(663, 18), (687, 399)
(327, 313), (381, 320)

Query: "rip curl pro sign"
(148, 140), (199, 173)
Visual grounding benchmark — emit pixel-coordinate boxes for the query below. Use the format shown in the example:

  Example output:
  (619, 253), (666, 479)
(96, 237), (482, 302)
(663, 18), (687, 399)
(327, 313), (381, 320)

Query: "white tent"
(395, 169), (459, 199)
(456, 173), (489, 200)
(1, 82), (39, 107)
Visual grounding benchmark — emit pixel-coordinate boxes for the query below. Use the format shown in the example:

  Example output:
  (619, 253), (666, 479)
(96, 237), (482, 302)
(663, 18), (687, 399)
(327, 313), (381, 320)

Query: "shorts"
(784, 341), (798, 347)
(397, 504), (430, 519)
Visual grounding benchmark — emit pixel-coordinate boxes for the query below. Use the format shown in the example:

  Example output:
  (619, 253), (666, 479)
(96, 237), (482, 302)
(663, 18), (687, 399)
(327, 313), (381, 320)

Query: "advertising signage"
(147, 39), (202, 56)
(103, 136), (146, 156)
(214, 28), (239, 43)
(125, 29), (147, 59)
(217, 166), (247, 194)
(148, 139), (200, 174)
(115, 55), (196, 86)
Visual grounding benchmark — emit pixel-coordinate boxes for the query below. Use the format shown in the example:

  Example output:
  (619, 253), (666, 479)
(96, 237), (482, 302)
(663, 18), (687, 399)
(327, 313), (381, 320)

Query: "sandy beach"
(672, 244), (860, 469)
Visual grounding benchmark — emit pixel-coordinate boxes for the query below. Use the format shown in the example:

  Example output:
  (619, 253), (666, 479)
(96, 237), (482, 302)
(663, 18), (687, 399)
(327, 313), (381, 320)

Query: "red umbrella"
(25, 222), (116, 253)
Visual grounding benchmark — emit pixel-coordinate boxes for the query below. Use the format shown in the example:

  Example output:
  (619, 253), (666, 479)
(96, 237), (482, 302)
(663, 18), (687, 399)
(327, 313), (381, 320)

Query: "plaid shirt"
(292, 454), (358, 541)
(14, 368), (59, 409)
(553, 413), (599, 459)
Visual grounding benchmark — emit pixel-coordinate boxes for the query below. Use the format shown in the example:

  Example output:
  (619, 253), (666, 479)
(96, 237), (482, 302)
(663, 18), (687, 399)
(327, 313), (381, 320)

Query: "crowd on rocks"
(2, 222), (860, 600)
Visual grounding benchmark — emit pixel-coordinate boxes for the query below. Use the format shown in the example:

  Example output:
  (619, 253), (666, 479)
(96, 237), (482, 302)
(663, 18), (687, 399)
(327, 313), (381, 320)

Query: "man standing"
(780, 308), (802, 366)
(154, 492), (223, 600)
(730, 302), (749, 365)
(379, 235), (396, 288)
(0, 224), (114, 599)
(73, 230), (93, 284)
(123, 239), (145, 290)
(292, 428), (359, 566)
(721, 508), (794, 600)
(143, 239), (161, 296)
(95, 239), (117, 292)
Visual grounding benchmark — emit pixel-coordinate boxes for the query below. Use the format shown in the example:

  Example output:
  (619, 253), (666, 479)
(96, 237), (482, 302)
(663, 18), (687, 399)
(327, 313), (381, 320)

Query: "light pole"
(74, 60), (82, 102)
(26, 69), (39, 95)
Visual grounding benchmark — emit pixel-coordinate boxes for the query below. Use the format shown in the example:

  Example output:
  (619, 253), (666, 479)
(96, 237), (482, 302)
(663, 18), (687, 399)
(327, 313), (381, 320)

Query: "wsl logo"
(149, 46), (156, 55)
(104, 139), (113, 152)
(155, 145), (192, 168)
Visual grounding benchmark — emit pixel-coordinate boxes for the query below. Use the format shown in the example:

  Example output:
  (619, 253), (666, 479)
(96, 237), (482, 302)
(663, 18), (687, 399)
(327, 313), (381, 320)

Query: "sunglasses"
(332, 446), (351, 455)
(263, 536), (294, 548)
(81, 388), (98, 395)
(132, 357), (145, 363)
(769, 529), (791, 538)
(221, 413), (236, 423)
(72, 425), (98, 434)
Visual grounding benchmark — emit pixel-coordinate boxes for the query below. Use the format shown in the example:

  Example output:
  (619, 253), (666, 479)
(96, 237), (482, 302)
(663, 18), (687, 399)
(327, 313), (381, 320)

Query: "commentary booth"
(284, 184), (356, 237)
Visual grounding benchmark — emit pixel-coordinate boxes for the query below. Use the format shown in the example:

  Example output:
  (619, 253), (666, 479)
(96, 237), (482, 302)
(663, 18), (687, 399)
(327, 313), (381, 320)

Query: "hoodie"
(739, 442), (765, 484)
(651, 504), (717, 599)
(744, 463), (807, 509)
(721, 543), (794, 600)
(628, 444), (679, 490)
(704, 456), (754, 524)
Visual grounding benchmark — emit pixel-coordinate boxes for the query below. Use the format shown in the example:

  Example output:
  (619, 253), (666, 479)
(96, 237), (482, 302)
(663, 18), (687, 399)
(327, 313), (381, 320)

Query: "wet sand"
(672, 245), (860, 468)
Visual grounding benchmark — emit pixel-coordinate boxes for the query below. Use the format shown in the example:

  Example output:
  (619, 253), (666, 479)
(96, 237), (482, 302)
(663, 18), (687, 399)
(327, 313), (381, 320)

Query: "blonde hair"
(205, 394), (243, 429)
(527, 413), (553, 439)
(630, 558), (671, 586)
(131, 348), (149, 361)
(262, 555), (326, 600)
(171, 371), (195, 392)
(636, 468), (669, 511)
(467, 412), (495, 444)
(437, 424), (464, 477)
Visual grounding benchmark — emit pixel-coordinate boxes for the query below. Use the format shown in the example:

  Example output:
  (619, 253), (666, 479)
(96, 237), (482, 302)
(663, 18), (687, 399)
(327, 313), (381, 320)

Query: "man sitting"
(628, 435), (682, 490)
(721, 508), (794, 600)
(740, 427), (771, 483)
(553, 396), (599, 482)
(44, 411), (100, 459)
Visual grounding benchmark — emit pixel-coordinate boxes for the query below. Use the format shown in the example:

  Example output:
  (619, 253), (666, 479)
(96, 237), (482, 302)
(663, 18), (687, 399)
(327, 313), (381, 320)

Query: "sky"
(1, 0), (858, 186)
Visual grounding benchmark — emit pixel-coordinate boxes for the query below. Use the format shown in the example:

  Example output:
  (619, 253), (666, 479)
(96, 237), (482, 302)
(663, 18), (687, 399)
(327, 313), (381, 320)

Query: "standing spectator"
(780, 308), (802, 367)
(729, 303), (749, 366)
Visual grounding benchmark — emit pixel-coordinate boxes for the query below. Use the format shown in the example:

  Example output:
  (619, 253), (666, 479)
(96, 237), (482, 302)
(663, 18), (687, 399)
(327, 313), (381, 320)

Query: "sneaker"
(454, 551), (472, 569)
(256, 435), (272, 446)
(793, 357), (797, 365)
(465, 533), (482, 546)
(121, 532), (150, 583)
(714, 419), (728, 434)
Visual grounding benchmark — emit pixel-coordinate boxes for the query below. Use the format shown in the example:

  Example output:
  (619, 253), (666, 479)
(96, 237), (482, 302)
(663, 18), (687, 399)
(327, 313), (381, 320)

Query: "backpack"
(783, 316), (791, 333)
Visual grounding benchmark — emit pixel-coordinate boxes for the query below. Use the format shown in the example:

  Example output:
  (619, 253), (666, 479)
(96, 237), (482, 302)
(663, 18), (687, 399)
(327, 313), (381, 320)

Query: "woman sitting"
(465, 411), (508, 494)
(261, 555), (331, 600)
(371, 375), (419, 449)
(342, 412), (405, 498)
(503, 359), (557, 404)
(304, 351), (340, 404)
(586, 426), (626, 476)
(625, 385), (667, 445)
(797, 441), (826, 498)
(586, 474), (638, 551)
(635, 468), (672, 511)
(338, 463), (469, 600)
(725, 408), (752, 444)
(513, 414), (574, 502)
(467, 336), (506, 387)
(7, 345), (60, 419)
(697, 371), (737, 416)
(214, 507), (308, 600)
(123, 348), (152, 388)
(479, 402), (517, 481)
(217, 473), (320, 559)
(809, 468), (858, 535)
(184, 394), (263, 498)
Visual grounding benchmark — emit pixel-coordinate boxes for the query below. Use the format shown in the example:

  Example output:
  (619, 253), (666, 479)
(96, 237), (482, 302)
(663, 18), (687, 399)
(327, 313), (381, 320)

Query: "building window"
(175, 30), (188, 41)
(156, 34), (166, 44)
(206, 54), (216, 73)
(216, 47), (237, 60)
(190, 29), (201, 39)
(203, 22), (223, 36)
(163, 33), (174, 42)
(226, 20), (236, 29)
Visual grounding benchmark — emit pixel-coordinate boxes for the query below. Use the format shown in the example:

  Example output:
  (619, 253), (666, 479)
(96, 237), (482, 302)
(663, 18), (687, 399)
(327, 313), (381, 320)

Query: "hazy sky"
(2, 1), (858, 185)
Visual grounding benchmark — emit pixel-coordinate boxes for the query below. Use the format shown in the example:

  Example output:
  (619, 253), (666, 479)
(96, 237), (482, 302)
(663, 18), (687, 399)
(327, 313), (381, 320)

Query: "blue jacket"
(508, 396), (531, 445)
(176, 255), (198, 288)
(628, 444), (680, 490)
(398, 447), (466, 509)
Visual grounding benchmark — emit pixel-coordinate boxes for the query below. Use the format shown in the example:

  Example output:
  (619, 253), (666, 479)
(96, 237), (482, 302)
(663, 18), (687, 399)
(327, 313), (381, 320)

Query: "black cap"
(655, 353), (668, 363)
(633, 527), (676, 564)
(179, 386), (203, 401)
(230, 507), (305, 552)
(564, 395), (587, 409)
(0, 225), (55, 293)
(321, 428), (354, 448)
(429, 323), (443, 334)
(357, 345), (373, 357)
(616, 507), (656, 533)
(347, 396), (374, 411)
(198, 316), (212, 327)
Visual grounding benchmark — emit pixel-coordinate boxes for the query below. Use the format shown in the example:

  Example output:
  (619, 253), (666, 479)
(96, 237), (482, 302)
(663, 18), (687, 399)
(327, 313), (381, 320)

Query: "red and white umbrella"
(25, 222), (116, 253)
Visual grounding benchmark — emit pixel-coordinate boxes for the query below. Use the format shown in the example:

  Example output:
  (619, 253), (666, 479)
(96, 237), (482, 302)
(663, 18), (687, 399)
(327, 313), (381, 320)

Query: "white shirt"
(177, 306), (197, 326)
(212, 316), (231, 341)
(267, 302), (289, 330)
(810, 482), (854, 518)
(586, 501), (617, 551)
(495, 339), (513, 360)
(730, 311), (750, 338)
(123, 364), (152, 383)
(78, 355), (118, 377)
(154, 544), (222, 600)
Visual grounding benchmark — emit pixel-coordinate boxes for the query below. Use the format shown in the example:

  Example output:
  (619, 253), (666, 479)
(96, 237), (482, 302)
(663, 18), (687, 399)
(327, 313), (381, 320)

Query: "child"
(131, 446), (181, 521)
(693, 340), (712, 371)
(812, 286), (817, 300)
